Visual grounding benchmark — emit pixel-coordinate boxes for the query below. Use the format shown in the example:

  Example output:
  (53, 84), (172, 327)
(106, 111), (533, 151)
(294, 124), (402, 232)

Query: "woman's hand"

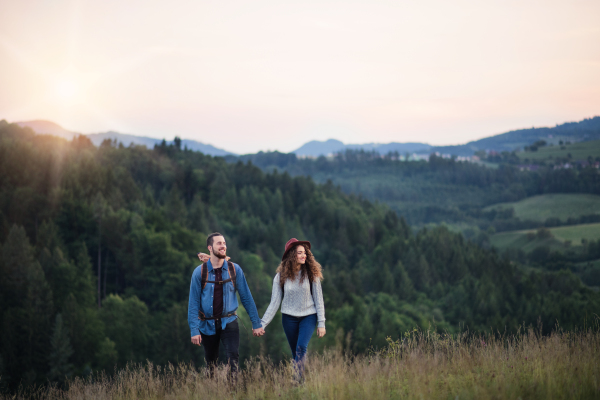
(317, 327), (326, 338)
(197, 252), (231, 262)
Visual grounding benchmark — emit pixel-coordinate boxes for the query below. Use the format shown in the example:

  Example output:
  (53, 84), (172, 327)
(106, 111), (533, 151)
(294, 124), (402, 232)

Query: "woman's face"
(295, 246), (307, 264)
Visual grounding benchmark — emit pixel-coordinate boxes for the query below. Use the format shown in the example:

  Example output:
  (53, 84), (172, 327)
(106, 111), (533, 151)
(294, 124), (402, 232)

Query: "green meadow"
(490, 222), (600, 252)
(485, 193), (600, 223)
(517, 139), (600, 162)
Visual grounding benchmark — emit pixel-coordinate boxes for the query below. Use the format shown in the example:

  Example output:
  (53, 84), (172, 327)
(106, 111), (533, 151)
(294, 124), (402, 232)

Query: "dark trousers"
(200, 319), (240, 378)
(281, 313), (317, 380)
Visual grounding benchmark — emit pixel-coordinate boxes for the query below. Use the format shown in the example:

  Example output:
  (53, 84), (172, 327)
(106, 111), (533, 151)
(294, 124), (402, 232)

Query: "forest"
(1, 121), (599, 391)
(228, 148), (600, 225)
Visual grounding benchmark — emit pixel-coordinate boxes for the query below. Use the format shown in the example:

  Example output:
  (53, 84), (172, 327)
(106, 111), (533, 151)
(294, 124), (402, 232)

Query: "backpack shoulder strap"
(227, 261), (237, 291)
(201, 262), (208, 292)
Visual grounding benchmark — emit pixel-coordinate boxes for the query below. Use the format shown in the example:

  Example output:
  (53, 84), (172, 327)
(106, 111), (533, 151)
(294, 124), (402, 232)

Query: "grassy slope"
(517, 139), (600, 162)
(551, 223), (600, 244)
(490, 222), (600, 251)
(485, 193), (600, 222)
(14, 328), (600, 400)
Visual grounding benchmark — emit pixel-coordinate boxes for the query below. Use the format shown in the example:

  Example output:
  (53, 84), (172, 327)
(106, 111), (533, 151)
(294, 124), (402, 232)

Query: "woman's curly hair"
(276, 244), (323, 287)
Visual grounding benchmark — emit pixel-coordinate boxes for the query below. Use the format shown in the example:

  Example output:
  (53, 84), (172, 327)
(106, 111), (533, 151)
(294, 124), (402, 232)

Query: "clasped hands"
(253, 327), (265, 337)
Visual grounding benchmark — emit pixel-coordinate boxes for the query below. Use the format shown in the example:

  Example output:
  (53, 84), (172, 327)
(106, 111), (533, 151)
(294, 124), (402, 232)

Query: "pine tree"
(48, 314), (73, 382)
(0, 225), (54, 385)
(394, 261), (415, 300)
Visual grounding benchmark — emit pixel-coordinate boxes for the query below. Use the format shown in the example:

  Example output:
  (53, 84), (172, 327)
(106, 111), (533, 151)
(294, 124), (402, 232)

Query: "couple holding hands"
(187, 233), (326, 381)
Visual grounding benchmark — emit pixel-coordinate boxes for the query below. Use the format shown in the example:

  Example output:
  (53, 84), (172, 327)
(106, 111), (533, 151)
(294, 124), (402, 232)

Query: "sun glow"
(55, 78), (78, 100)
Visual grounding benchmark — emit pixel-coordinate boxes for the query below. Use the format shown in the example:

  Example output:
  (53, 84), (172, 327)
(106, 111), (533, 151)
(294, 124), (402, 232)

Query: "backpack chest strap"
(204, 277), (234, 285)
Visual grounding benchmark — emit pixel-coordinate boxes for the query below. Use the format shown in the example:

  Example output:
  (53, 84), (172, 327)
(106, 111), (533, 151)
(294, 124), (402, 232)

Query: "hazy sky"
(1, 0), (599, 153)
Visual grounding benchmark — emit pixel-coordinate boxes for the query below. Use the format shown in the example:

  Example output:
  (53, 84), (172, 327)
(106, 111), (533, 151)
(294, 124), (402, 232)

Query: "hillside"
(484, 194), (600, 222)
(16, 120), (79, 139)
(489, 224), (600, 252)
(293, 139), (430, 157)
(516, 139), (600, 163)
(8, 328), (600, 399)
(290, 117), (600, 158)
(429, 116), (600, 156)
(15, 120), (234, 156)
(1, 121), (598, 389)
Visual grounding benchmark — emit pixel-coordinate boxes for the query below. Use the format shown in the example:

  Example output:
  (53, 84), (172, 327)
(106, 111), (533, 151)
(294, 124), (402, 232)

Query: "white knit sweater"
(261, 272), (326, 328)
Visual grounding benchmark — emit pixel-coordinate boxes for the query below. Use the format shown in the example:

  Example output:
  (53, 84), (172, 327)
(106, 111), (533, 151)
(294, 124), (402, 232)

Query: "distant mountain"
(426, 116), (600, 156)
(15, 120), (235, 156)
(85, 132), (234, 156)
(86, 131), (160, 148)
(293, 139), (431, 157)
(293, 139), (346, 157)
(17, 120), (79, 140)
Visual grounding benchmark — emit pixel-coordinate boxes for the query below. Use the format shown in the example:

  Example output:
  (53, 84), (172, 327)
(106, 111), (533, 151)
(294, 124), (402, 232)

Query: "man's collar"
(207, 258), (227, 272)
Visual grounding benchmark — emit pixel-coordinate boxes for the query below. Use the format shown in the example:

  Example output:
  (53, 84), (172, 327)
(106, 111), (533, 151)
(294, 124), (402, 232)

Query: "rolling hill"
(15, 120), (234, 156)
(516, 139), (600, 163)
(484, 194), (600, 222)
(429, 116), (600, 156)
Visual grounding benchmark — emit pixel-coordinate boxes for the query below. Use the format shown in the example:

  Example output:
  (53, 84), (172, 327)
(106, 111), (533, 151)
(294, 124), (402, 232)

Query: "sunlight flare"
(55, 78), (78, 101)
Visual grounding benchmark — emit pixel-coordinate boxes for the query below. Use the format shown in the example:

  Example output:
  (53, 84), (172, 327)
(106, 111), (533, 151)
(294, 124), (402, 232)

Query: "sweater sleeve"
(260, 273), (283, 328)
(311, 278), (326, 328)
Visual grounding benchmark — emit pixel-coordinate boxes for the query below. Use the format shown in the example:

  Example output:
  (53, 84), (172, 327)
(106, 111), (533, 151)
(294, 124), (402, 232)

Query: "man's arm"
(233, 264), (264, 334)
(188, 267), (203, 344)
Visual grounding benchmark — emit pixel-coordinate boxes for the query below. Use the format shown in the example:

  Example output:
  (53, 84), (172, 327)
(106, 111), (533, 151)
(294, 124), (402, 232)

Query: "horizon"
(1, 0), (599, 153)
(13, 115), (598, 155)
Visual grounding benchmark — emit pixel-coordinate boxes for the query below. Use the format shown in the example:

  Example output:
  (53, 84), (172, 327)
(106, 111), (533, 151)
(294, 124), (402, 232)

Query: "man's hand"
(317, 327), (326, 338)
(252, 327), (265, 337)
(191, 335), (202, 346)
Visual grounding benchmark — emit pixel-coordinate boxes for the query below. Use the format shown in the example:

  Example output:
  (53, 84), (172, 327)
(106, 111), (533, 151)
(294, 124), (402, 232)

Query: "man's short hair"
(207, 232), (223, 248)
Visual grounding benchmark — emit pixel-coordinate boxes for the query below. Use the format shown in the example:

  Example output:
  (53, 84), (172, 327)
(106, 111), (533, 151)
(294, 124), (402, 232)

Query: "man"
(188, 232), (265, 377)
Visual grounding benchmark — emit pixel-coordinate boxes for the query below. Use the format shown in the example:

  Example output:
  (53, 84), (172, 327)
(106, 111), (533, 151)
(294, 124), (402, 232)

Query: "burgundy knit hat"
(282, 238), (311, 261)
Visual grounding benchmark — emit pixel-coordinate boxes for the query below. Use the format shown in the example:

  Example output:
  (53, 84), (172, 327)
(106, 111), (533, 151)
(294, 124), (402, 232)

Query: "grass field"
(8, 325), (599, 400)
(517, 139), (600, 162)
(551, 223), (600, 244)
(490, 222), (600, 252)
(490, 231), (565, 253)
(484, 194), (600, 223)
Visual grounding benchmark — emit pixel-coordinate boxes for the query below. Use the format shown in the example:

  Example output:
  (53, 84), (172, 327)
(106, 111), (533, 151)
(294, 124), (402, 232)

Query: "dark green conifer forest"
(1, 121), (599, 390)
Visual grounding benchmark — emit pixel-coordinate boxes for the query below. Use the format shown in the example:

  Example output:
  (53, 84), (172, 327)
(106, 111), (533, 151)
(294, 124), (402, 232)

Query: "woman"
(261, 238), (326, 381)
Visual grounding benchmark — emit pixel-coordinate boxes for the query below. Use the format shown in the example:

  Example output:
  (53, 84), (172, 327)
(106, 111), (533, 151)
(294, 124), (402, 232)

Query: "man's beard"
(214, 251), (227, 259)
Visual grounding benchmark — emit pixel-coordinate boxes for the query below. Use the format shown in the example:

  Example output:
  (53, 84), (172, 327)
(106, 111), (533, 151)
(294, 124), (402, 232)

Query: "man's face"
(209, 236), (227, 259)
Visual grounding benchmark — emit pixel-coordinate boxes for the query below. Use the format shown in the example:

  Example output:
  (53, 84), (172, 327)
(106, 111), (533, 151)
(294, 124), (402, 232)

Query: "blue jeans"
(281, 313), (317, 380)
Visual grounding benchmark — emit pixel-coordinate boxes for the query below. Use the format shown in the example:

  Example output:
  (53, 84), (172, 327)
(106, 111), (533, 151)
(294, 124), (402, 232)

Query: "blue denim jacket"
(188, 259), (262, 337)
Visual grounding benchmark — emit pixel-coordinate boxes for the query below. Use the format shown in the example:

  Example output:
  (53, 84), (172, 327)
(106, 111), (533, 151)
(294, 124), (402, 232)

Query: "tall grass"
(5, 323), (600, 399)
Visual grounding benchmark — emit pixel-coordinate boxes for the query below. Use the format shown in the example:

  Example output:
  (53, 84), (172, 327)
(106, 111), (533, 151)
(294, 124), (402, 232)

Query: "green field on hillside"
(490, 222), (600, 252)
(551, 223), (600, 244)
(485, 193), (600, 222)
(517, 139), (600, 162)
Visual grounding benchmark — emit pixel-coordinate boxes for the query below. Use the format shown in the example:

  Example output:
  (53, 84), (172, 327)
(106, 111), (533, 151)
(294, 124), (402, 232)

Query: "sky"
(0, 0), (599, 154)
